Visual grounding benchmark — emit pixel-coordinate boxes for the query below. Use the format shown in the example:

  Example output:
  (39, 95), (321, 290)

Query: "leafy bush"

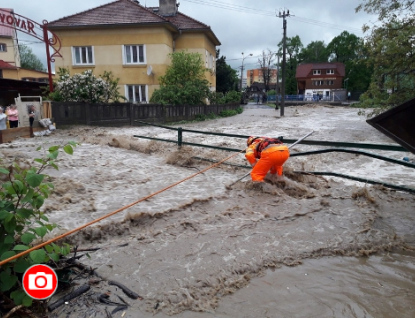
(209, 92), (225, 105)
(209, 91), (241, 105)
(0, 142), (76, 307)
(195, 112), (217, 121)
(222, 91), (241, 104)
(150, 51), (212, 105)
(219, 107), (243, 117)
(47, 68), (126, 103)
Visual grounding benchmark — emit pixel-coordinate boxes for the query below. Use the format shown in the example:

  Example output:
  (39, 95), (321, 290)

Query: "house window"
(72, 46), (94, 65)
(126, 85), (147, 103)
(327, 80), (334, 85)
(0, 43), (6, 52)
(123, 45), (145, 64)
(205, 50), (214, 71)
(326, 69), (334, 74)
(313, 80), (324, 86)
(313, 70), (321, 75)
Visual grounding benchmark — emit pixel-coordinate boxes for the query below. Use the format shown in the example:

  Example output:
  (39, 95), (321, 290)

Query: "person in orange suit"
(245, 136), (290, 182)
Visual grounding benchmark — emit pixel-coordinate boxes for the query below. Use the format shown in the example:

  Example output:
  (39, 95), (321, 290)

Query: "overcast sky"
(2, 0), (377, 74)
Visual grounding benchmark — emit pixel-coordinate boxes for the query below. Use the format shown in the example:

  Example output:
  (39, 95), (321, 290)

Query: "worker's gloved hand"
(251, 162), (256, 168)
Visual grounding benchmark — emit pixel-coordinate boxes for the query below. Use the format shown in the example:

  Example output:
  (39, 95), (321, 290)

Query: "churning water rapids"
(1, 104), (414, 317)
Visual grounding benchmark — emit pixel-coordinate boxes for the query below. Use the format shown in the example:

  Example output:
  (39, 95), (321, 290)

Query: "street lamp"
(240, 52), (253, 91)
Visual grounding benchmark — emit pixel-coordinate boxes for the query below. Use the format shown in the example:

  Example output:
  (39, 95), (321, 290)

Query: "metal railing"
(133, 121), (415, 193)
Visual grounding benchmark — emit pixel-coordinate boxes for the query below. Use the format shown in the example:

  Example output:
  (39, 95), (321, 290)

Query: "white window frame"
(326, 69), (334, 74)
(327, 80), (334, 85)
(125, 84), (148, 103)
(122, 45), (146, 65)
(313, 70), (321, 75)
(72, 46), (94, 65)
(0, 43), (7, 52)
(205, 50), (215, 71)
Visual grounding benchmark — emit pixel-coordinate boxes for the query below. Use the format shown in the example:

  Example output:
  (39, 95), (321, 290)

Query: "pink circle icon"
(22, 264), (58, 300)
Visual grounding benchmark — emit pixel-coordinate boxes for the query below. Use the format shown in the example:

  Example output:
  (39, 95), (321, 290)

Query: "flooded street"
(1, 104), (414, 317)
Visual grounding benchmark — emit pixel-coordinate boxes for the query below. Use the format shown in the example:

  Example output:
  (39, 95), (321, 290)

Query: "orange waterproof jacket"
(245, 137), (265, 165)
(245, 137), (285, 165)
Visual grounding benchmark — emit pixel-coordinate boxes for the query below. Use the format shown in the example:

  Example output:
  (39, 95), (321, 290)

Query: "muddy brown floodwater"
(1, 104), (414, 318)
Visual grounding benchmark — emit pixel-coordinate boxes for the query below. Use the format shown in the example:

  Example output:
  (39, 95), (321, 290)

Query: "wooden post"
(129, 103), (133, 126)
(85, 103), (91, 125)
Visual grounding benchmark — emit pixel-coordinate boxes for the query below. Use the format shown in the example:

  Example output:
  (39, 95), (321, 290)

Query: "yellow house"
(0, 61), (50, 82)
(47, 0), (221, 103)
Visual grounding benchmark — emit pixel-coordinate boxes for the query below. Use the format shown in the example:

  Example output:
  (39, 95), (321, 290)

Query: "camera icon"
(28, 272), (53, 290)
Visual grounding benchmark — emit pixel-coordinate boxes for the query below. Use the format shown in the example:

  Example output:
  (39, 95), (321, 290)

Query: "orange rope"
(0, 150), (243, 267)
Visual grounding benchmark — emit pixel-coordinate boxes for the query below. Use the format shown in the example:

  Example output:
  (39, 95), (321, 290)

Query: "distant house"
(0, 10), (20, 70)
(247, 68), (278, 90)
(246, 82), (270, 94)
(0, 9), (49, 83)
(0, 59), (49, 82)
(296, 62), (345, 100)
(47, 0), (221, 103)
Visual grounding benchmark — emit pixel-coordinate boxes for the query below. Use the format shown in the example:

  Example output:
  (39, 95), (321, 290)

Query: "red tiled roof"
(296, 62), (345, 78)
(47, 0), (220, 45)
(150, 8), (206, 30)
(0, 60), (17, 69)
(0, 9), (15, 37)
(163, 11), (220, 44)
(47, 0), (169, 28)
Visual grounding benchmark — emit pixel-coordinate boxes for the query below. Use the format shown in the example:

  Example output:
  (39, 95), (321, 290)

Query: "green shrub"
(0, 142), (76, 307)
(223, 91), (241, 103)
(219, 107), (243, 117)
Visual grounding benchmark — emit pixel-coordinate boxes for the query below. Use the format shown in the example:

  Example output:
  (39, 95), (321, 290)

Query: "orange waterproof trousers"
(250, 145), (290, 182)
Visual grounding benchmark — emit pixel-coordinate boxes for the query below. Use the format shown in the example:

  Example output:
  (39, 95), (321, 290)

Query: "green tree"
(327, 31), (361, 63)
(215, 49), (239, 93)
(18, 44), (45, 72)
(356, 0), (415, 115)
(150, 51), (212, 105)
(299, 41), (328, 63)
(327, 31), (372, 92)
(278, 35), (303, 94)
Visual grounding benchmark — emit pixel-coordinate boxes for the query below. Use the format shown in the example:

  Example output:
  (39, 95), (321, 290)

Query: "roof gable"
(0, 60), (16, 69)
(47, 0), (220, 45)
(47, 0), (168, 28)
(296, 62), (345, 78)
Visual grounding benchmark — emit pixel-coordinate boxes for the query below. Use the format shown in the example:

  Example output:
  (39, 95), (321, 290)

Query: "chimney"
(158, 0), (178, 16)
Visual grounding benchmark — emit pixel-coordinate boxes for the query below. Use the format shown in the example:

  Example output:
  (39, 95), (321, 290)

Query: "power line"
(183, 0), (274, 16)
(291, 16), (362, 34)
(182, 0), (363, 34)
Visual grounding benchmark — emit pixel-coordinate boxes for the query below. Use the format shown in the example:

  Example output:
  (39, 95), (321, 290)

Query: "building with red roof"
(47, 0), (221, 103)
(296, 62), (346, 100)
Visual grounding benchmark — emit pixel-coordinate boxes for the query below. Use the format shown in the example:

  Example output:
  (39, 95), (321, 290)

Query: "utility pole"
(278, 9), (290, 117)
(275, 53), (280, 109)
(240, 52), (252, 92)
